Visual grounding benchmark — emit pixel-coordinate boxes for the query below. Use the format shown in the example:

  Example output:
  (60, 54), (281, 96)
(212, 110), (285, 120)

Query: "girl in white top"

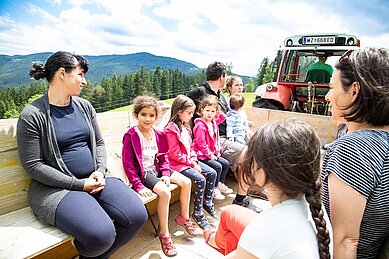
(204, 119), (331, 259)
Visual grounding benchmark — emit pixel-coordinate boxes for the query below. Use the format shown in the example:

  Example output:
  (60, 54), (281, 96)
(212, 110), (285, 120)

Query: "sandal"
(203, 229), (224, 254)
(158, 233), (177, 257)
(175, 214), (198, 236)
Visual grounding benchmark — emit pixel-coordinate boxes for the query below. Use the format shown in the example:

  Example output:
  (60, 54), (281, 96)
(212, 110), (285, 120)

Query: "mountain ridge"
(0, 52), (202, 89)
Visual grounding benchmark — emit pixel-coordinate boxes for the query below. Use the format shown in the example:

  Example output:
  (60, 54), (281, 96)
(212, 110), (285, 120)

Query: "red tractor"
(253, 33), (360, 115)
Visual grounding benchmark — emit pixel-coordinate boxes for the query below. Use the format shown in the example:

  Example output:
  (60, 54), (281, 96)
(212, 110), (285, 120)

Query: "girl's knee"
(213, 164), (222, 173)
(208, 169), (217, 178)
(180, 177), (191, 189)
(196, 176), (206, 186)
(157, 188), (171, 201)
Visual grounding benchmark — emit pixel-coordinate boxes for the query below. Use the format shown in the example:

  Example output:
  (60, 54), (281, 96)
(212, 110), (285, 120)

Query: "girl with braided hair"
(204, 119), (331, 258)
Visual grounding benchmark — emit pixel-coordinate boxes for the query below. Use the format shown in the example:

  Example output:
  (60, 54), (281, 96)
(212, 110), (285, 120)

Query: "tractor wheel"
(252, 97), (279, 110)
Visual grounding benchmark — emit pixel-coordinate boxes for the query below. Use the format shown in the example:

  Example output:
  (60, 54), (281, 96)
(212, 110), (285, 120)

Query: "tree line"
(0, 66), (202, 119)
(256, 49), (283, 86)
(0, 65), (259, 119)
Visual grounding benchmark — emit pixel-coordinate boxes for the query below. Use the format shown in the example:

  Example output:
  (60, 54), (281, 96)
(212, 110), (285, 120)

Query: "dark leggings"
(201, 156), (230, 185)
(55, 177), (148, 258)
(180, 161), (216, 214)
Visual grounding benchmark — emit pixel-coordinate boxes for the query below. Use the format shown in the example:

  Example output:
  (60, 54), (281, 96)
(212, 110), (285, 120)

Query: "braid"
(305, 182), (331, 259)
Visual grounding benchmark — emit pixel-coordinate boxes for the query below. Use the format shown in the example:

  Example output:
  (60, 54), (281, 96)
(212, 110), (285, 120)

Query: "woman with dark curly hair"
(204, 119), (331, 259)
(322, 47), (389, 259)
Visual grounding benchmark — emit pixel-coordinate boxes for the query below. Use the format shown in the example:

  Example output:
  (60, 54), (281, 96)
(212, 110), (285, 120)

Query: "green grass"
(109, 92), (256, 112)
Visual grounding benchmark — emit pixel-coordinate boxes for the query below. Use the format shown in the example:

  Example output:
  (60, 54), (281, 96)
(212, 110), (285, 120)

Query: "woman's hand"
(160, 176), (170, 186)
(83, 171), (105, 194)
(211, 155), (218, 160)
(138, 187), (154, 197)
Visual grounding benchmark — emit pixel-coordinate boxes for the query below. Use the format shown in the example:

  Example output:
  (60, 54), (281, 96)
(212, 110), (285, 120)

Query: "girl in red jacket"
(164, 95), (218, 230)
(192, 95), (232, 201)
(122, 96), (196, 257)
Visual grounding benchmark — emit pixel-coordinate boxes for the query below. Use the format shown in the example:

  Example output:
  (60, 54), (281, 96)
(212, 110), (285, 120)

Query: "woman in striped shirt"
(322, 47), (389, 259)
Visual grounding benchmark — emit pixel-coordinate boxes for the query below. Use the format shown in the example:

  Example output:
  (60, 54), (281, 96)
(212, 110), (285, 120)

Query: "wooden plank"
(244, 107), (270, 131)
(29, 238), (77, 259)
(245, 107), (338, 144)
(0, 207), (69, 259)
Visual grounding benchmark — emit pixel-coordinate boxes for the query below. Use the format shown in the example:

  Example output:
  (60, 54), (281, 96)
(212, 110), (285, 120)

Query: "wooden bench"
(0, 108), (175, 259)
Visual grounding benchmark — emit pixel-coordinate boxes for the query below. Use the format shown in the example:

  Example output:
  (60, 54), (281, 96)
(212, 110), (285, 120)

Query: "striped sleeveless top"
(321, 129), (389, 259)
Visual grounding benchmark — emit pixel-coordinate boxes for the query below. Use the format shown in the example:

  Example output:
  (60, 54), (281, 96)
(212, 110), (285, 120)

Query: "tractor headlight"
(266, 83), (274, 91)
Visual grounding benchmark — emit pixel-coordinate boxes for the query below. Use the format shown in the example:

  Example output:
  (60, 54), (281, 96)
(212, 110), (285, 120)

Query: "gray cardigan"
(17, 94), (107, 225)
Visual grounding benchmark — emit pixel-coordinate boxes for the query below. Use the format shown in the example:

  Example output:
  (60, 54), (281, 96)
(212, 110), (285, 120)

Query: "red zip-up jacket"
(164, 122), (198, 172)
(192, 113), (226, 160)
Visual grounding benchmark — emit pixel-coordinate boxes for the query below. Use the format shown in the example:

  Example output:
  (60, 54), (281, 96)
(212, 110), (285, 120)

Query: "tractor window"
(280, 50), (317, 83)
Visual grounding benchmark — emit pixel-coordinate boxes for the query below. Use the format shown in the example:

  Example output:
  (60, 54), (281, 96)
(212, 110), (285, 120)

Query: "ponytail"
(305, 182), (331, 259)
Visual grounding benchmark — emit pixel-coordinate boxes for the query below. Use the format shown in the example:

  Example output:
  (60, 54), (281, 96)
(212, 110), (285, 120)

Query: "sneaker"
(203, 204), (220, 220)
(175, 214), (197, 236)
(213, 188), (225, 200)
(217, 182), (233, 194)
(158, 233), (177, 257)
(232, 196), (263, 213)
(192, 212), (211, 229)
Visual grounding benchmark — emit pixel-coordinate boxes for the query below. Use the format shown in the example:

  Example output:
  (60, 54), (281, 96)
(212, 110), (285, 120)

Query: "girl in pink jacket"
(192, 95), (232, 201)
(122, 96), (196, 257)
(164, 95), (218, 230)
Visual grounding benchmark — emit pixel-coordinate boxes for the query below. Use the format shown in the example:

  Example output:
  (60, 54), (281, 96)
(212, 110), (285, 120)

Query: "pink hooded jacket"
(164, 122), (198, 172)
(192, 113), (226, 160)
(122, 126), (170, 192)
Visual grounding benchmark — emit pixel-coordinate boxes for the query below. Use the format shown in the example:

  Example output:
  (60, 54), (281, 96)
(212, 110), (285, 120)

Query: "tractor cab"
(253, 33), (360, 115)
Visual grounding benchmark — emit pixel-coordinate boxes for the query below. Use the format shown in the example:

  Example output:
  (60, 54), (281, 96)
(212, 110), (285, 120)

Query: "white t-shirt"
(181, 127), (192, 154)
(239, 197), (321, 259)
(135, 127), (158, 174)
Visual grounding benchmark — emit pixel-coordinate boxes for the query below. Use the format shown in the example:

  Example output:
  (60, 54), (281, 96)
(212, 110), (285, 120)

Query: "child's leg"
(198, 162), (217, 206)
(152, 181), (172, 236)
(216, 156), (229, 184)
(180, 168), (206, 215)
(170, 171), (191, 218)
(201, 159), (222, 186)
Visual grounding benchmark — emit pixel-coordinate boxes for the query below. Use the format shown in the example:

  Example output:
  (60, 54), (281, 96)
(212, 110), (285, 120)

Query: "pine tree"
(244, 78), (255, 92)
(257, 57), (269, 86)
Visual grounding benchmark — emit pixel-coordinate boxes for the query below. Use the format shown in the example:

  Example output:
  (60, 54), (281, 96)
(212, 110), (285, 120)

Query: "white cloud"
(0, 0), (388, 76)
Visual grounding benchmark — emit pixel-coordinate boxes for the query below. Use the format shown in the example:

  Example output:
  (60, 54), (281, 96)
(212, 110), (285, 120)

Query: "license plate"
(303, 36), (335, 45)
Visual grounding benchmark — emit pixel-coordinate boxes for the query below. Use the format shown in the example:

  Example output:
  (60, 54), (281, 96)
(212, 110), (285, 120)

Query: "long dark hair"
(239, 119), (330, 259)
(29, 51), (89, 83)
(167, 95), (195, 131)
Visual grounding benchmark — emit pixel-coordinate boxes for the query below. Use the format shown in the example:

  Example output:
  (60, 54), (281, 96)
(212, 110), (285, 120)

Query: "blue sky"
(0, 0), (388, 76)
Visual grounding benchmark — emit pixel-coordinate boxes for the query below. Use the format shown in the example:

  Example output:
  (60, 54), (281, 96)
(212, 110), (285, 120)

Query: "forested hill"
(0, 52), (201, 89)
